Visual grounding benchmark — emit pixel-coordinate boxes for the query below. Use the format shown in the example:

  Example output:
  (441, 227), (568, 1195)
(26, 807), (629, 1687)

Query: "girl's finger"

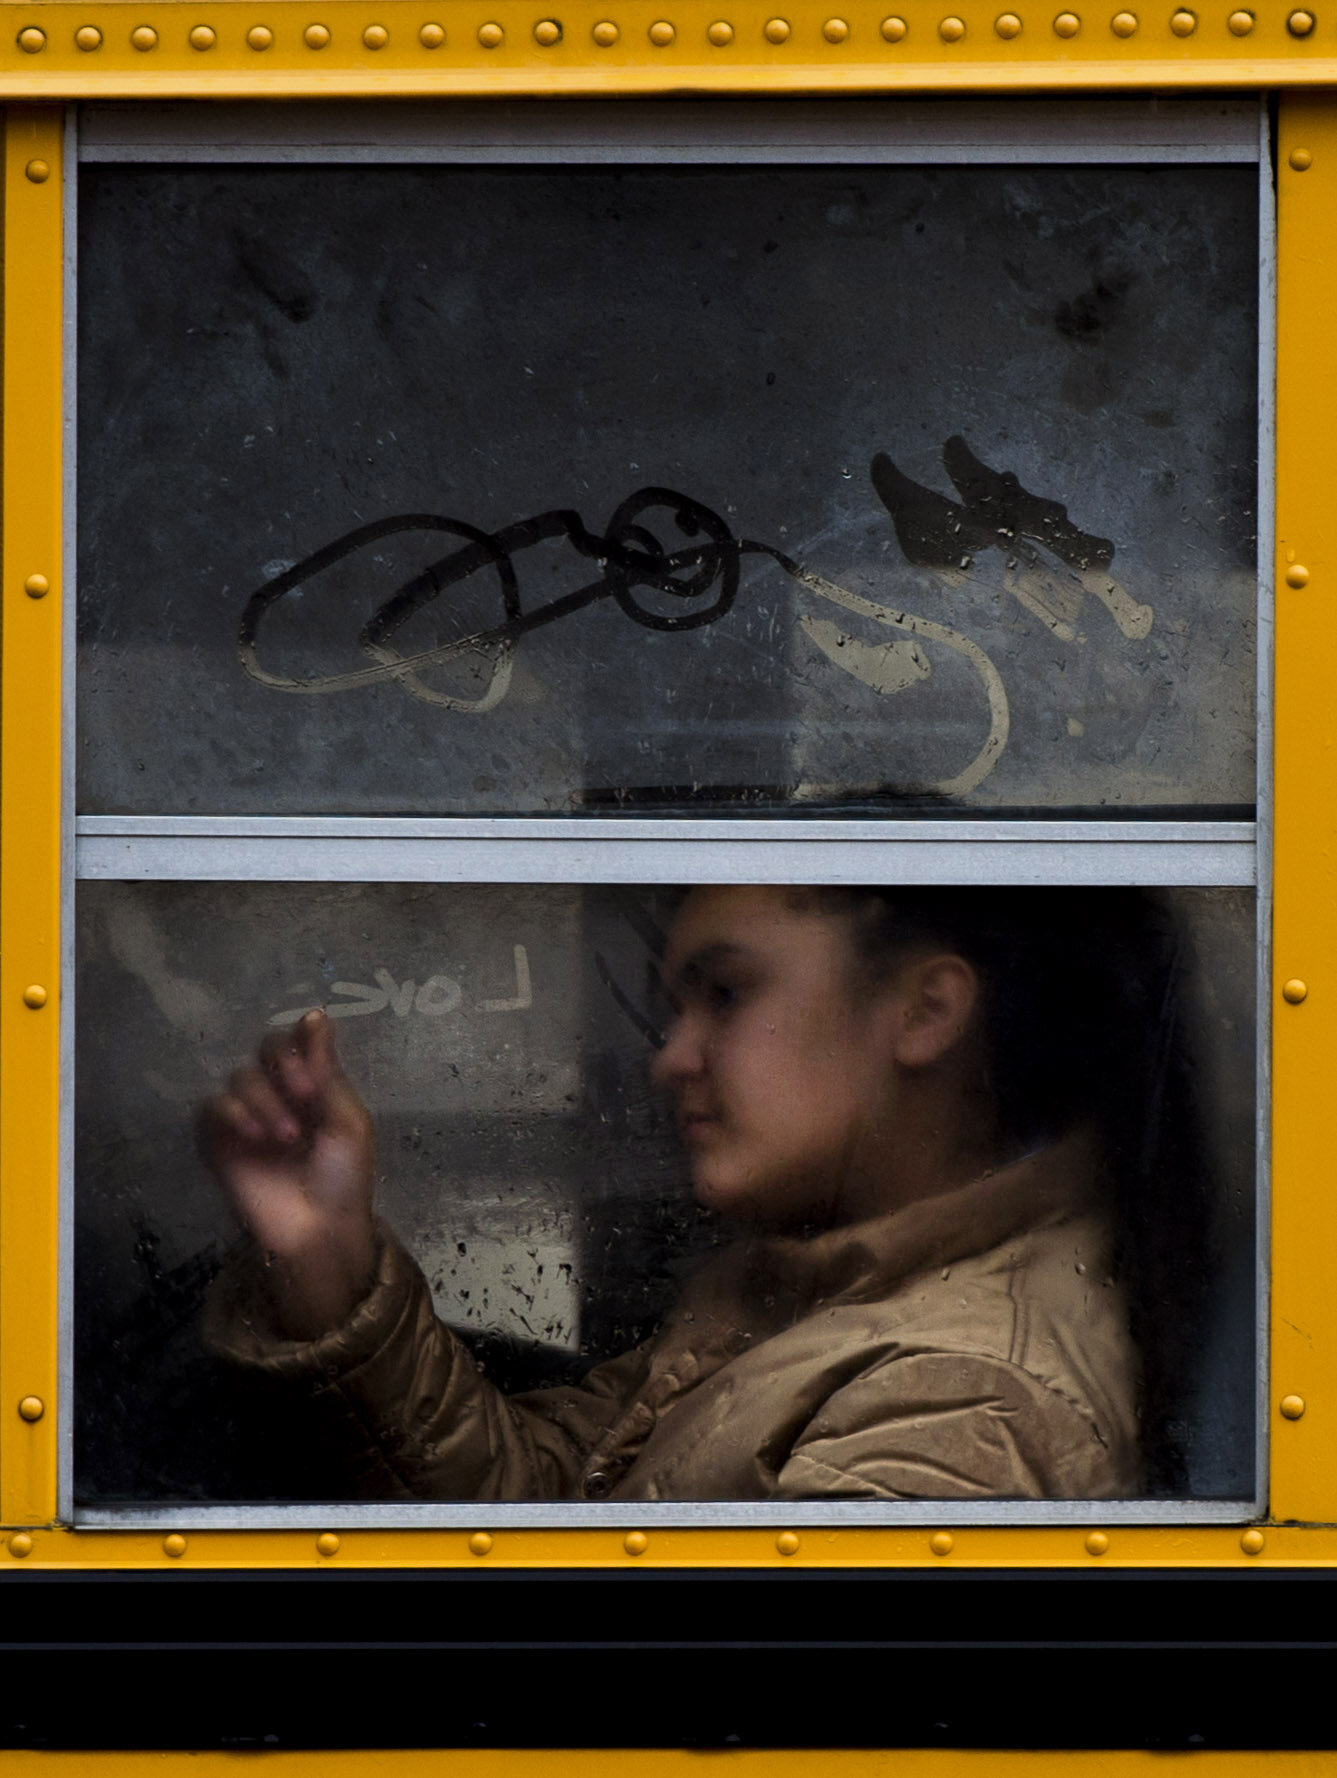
(299, 1007), (337, 1087)
(199, 1090), (265, 1150)
(303, 1008), (371, 1138)
(229, 1065), (302, 1144)
(258, 1026), (317, 1108)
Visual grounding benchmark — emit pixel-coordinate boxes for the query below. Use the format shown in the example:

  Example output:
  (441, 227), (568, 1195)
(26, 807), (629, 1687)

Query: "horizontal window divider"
(74, 818), (1256, 887)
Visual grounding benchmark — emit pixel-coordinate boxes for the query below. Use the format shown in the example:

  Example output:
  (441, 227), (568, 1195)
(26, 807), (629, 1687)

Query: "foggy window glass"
(76, 162), (1258, 818)
(75, 882), (1255, 1508)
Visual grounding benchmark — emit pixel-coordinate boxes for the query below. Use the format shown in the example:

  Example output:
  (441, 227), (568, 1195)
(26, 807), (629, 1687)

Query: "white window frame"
(63, 95), (1273, 1528)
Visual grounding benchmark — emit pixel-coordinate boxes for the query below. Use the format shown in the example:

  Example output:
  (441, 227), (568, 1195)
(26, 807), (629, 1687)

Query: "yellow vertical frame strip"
(1273, 92), (1337, 1525)
(0, 106), (64, 1527)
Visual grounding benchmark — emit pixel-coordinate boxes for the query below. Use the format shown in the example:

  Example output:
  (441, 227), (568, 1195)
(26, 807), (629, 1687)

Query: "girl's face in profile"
(652, 886), (904, 1227)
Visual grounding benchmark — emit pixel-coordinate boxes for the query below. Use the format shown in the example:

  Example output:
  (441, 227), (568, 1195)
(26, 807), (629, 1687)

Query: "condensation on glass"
(76, 163), (1259, 818)
(74, 882), (1255, 1507)
(69, 117), (1264, 1518)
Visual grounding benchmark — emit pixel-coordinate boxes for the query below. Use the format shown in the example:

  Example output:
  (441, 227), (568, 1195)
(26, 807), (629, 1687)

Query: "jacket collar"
(666, 1127), (1103, 1351)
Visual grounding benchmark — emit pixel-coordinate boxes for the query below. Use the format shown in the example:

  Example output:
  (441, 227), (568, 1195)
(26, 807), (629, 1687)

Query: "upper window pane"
(76, 160), (1258, 817)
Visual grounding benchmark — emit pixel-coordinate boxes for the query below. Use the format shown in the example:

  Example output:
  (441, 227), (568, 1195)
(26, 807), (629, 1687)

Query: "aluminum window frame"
(60, 95), (1274, 1530)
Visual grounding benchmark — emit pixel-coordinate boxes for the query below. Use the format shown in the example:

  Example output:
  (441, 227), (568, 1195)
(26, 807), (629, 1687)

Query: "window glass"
(77, 163), (1258, 817)
(75, 882), (1255, 1509)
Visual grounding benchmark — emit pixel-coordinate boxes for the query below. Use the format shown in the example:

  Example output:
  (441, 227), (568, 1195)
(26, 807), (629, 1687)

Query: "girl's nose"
(651, 1013), (704, 1088)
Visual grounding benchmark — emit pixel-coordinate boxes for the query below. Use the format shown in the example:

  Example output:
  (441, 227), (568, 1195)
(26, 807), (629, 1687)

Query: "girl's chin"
(690, 1166), (794, 1225)
(690, 1160), (839, 1229)
(689, 1167), (755, 1216)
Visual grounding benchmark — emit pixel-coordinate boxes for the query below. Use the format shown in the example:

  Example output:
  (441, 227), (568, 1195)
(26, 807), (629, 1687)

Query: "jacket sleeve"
(773, 1348), (1135, 1501)
(205, 1223), (649, 1501)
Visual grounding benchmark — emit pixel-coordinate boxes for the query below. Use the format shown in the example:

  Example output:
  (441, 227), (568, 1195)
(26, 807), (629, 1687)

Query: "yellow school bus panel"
(3, 0), (1337, 95)
(0, 28), (1326, 1566)
(0, 104), (62, 1532)
(3, 1521), (1337, 1567)
(1272, 92), (1337, 1530)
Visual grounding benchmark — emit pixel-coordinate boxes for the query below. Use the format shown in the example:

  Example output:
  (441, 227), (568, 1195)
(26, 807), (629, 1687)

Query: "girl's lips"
(679, 1110), (720, 1140)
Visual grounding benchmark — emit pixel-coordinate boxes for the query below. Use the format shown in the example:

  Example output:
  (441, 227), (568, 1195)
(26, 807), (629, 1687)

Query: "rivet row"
(10, 7), (1310, 50)
(0, 1526), (1287, 1562)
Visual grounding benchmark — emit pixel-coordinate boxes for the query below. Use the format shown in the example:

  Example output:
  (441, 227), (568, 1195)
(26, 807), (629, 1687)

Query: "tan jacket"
(208, 1132), (1142, 1501)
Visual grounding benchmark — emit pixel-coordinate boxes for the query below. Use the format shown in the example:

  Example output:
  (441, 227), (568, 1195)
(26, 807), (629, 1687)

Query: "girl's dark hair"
(822, 885), (1216, 1497)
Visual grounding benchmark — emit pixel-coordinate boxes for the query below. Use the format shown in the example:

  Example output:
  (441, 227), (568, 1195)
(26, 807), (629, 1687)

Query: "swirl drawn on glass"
(237, 439), (1152, 801)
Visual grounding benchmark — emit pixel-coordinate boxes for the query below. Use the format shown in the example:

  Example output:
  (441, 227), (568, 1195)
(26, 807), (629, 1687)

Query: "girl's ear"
(886, 953), (980, 1068)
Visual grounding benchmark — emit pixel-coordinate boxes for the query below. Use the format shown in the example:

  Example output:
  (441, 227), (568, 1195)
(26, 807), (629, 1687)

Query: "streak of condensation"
(799, 615), (930, 697)
(1004, 555), (1153, 644)
(791, 566), (1009, 800)
(102, 895), (226, 1041)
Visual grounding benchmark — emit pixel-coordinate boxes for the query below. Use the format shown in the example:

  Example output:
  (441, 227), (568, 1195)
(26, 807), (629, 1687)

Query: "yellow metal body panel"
(0, 69), (1316, 1569)
(4, 1521), (1337, 1567)
(0, 106), (62, 1531)
(1272, 92), (1337, 1529)
(0, 0), (1336, 96)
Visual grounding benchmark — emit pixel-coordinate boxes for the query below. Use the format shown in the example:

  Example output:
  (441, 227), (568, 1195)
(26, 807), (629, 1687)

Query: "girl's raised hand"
(198, 1009), (377, 1339)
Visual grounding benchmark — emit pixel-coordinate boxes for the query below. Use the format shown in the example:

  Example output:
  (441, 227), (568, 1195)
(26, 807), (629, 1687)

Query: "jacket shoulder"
(778, 1343), (1137, 1500)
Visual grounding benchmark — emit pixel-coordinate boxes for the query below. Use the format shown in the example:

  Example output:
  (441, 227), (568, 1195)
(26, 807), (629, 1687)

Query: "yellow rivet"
(929, 1531), (954, 1556)
(163, 1534), (187, 1558)
(648, 19), (675, 41)
(363, 21), (388, 44)
(1288, 7), (1315, 32)
(316, 1532), (340, 1556)
(247, 23), (273, 47)
(420, 21), (445, 43)
(1169, 6), (1195, 29)
(25, 160), (51, 185)
(190, 24), (217, 47)
(1283, 978), (1308, 1005)
(1111, 10), (1137, 31)
(776, 1531), (800, 1556)
(76, 25), (104, 49)
(1241, 1528), (1266, 1555)
(8, 1534), (33, 1559)
(305, 22), (331, 45)
(18, 25), (47, 51)
(938, 14), (966, 36)
(707, 19), (734, 41)
(764, 15), (791, 37)
(1290, 148), (1314, 171)
(881, 13), (908, 34)
(478, 20), (504, 42)
(592, 18), (620, 40)
(1085, 1530), (1109, 1556)
(1227, 7), (1253, 28)
(18, 1396), (44, 1422)
(25, 575), (50, 599)
(624, 1530), (648, 1555)
(995, 12), (1022, 33)
(535, 18), (562, 40)
(1286, 562), (1311, 587)
(131, 24), (158, 48)
(1281, 1393), (1307, 1419)
(23, 986), (47, 1010)
(823, 15), (849, 36)
(1054, 10), (1081, 31)
(469, 1531), (494, 1556)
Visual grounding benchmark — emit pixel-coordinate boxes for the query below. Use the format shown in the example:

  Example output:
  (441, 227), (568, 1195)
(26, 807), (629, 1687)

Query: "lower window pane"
(74, 881), (1256, 1510)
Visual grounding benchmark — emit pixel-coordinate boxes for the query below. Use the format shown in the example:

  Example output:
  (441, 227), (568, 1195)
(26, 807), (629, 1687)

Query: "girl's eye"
(707, 979), (741, 1012)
